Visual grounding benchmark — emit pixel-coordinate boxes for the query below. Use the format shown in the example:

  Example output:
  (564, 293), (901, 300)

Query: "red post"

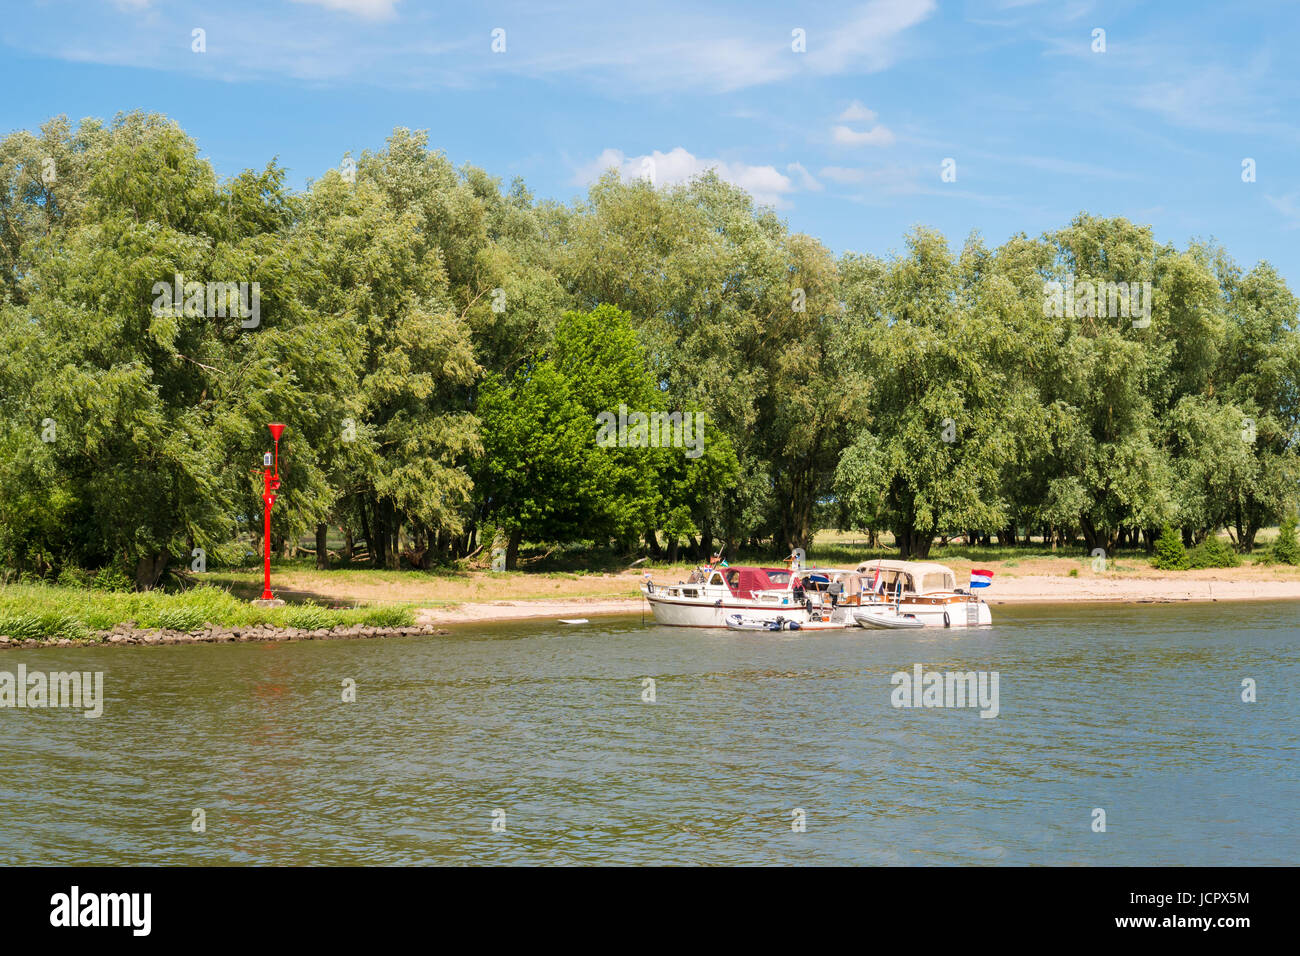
(260, 424), (286, 601)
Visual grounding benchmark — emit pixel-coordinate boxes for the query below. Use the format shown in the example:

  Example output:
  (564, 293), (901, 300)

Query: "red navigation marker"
(260, 423), (286, 602)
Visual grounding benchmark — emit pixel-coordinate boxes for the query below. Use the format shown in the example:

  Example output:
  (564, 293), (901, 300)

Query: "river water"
(1, 601), (1295, 865)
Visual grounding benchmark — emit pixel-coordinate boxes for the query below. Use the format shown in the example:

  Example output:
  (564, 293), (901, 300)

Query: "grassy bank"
(0, 583), (414, 643)
(4, 526), (1295, 641)
(204, 561), (645, 605)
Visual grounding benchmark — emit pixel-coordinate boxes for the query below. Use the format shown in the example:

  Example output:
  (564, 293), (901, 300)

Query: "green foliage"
(1187, 536), (1240, 569)
(357, 605), (417, 628)
(282, 601), (336, 630)
(0, 113), (1297, 580)
(0, 583), (414, 639)
(1151, 525), (1192, 570)
(1273, 515), (1300, 565)
(0, 612), (89, 642)
(91, 565), (133, 592)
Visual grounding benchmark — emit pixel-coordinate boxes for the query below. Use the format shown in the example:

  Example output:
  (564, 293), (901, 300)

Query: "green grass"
(0, 583), (415, 643)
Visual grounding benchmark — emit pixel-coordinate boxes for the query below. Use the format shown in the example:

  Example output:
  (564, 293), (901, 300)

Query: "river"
(1, 601), (1295, 865)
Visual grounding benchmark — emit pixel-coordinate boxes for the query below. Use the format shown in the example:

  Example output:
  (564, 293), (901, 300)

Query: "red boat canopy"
(723, 566), (789, 598)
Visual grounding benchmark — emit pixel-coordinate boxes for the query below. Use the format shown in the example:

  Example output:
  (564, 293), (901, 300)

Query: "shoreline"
(416, 576), (1300, 625)
(3, 575), (1297, 648)
(0, 623), (450, 650)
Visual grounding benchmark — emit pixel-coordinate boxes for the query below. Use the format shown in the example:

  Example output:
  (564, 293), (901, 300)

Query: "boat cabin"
(679, 565), (792, 599)
(852, 560), (958, 596)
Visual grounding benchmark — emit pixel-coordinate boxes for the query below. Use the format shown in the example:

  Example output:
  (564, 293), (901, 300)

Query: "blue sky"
(4, 0), (1299, 286)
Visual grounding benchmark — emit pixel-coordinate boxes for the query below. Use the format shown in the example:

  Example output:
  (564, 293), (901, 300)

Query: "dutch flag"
(970, 569), (994, 589)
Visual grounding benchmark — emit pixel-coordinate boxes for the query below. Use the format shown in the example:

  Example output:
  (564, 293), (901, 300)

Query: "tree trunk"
(505, 527), (523, 571)
(134, 551), (169, 591)
(1240, 525), (1258, 552)
(895, 523), (935, 560)
(360, 502), (379, 567)
(341, 526), (353, 563)
(315, 523), (330, 570)
(386, 505), (401, 570)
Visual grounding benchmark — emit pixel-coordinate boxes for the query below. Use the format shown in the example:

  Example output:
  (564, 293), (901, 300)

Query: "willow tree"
(834, 229), (1042, 558)
(0, 112), (354, 586)
(300, 141), (481, 569)
(552, 171), (850, 553)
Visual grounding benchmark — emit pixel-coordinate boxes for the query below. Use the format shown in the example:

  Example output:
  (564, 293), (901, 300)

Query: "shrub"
(0, 614), (45, 641)
(92, 565), (133, 592)
(359, 605), (416, 628)
(0, 612), (90, 641)
(56, 566), (91, 588)
(1273, 515), (1300, 566)
(283, 602), (334, 630)
(1151, 525), (1191, 570)
(1188, 536), (1240, 569)
(150, 606), (208, 631)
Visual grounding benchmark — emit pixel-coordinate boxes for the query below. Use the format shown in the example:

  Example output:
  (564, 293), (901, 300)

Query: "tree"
(477, 304), (667, 567)
(1273, 515), (1300, 565)
(1151, 525), (1191, 570)
(300, 136), (484, 569)
(835, 229), (1039, 557)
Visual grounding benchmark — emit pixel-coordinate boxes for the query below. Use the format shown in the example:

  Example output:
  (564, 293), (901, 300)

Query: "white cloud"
(786, 162), (824, 192)
(813, 0), (937, 74)
(1265, 192), (1300, 229)
(819, 166), (868, 184)
(290, 0), (400, 20)
(29, 0), (937, 94)
(575, 147), (819, 207)
(838, 101), (879, 123)
(832, 124), (896, 146)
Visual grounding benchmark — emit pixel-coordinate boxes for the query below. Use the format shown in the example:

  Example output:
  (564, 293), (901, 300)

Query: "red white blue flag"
(970, 569), (994, 588)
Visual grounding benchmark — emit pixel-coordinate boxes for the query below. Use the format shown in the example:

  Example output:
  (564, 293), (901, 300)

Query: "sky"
(3, 0), (1299, 286)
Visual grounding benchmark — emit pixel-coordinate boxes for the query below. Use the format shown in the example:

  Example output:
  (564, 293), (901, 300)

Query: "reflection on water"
(1, 601), (1296, 865)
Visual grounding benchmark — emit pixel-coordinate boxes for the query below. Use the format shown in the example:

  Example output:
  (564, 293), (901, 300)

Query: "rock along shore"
(0, 621), (450, 650)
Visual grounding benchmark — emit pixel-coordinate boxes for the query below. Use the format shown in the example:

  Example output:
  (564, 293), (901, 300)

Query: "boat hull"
(644, 594), (798, 627)
(854, 608), (925, 629)
(856, 598), (992, 628)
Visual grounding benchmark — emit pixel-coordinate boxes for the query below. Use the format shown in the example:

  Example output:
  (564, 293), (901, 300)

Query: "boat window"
(920, 572), (952, 593)
(884, 572), (914, 593)
(765, 571), (791, 585)
(709, 572), (725, 586)
(726, 570), (740, 589)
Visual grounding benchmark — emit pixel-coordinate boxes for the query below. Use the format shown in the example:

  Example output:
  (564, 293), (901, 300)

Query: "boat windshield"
(919, 571), (956, 593)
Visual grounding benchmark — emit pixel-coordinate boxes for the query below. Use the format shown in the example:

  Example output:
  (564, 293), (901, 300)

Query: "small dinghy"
(725, 613), (802, 632)
(854, 607), (925, 629)
(558, 618), (589, 625)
